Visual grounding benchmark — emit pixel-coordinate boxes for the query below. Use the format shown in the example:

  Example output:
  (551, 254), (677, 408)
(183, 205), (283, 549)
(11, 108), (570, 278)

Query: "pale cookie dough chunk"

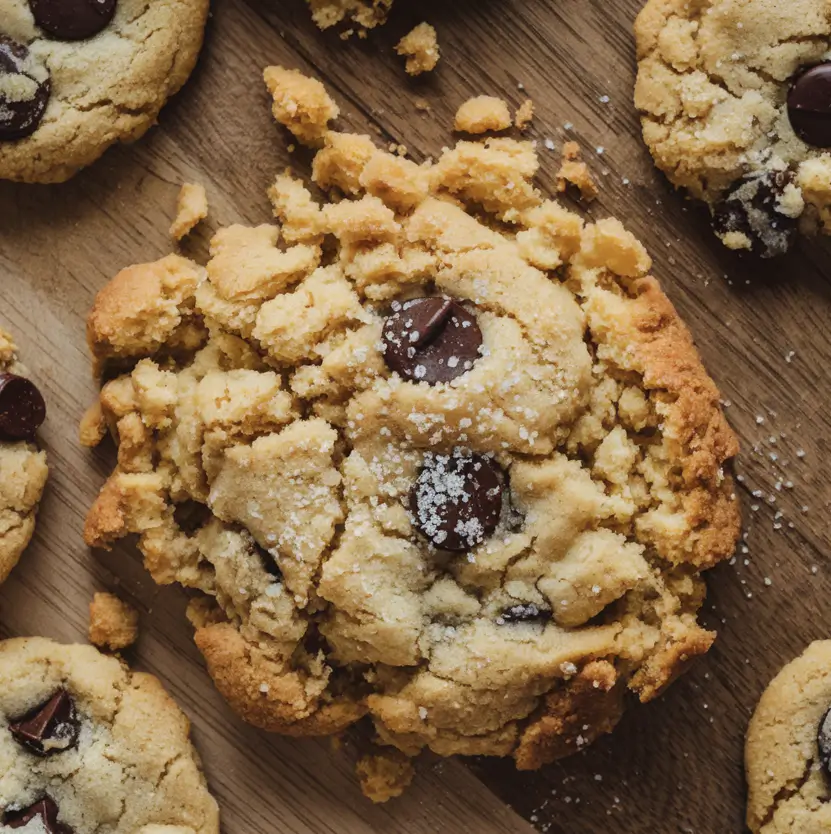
(83, 68), (740, 801)
(746, 642), (831, 832)
(264, 66), (339, 146)
(0, 328), (48, 585)
(0, 637), (219, 833)
(635, 0), (831, 257)
(88, 592), (139, 651)
(0, 0), (210, 184)
(395, 23), (440, 77)
(170, 183), (208, 242)
(455, 96), (512, 135)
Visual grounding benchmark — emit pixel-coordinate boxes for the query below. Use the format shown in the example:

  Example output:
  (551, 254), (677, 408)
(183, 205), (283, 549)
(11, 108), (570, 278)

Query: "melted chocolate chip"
(409, 450), (503, 551)
(712, 171), (799, 258)
(818, 705), (831, 776)
(382, 297), (483, 385)
(497, 603), (552, 625)
(0, 36), (51, 141)
(5, 798), (73, 833)
(0, 373), (46, 440)
(29, 0), (117, 41)
(9, 690), (80, 757)
(788, 63), (831, 148)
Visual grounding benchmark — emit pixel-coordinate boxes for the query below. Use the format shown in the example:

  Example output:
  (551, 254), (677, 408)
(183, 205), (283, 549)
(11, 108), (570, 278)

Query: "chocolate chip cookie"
(0, 328), (47, 585)
(746, 641), (831, 832)
(0, 0), (209, 183)
(82, 67), (741, 797)
(635, 0), (831, 257)
(0, 637), (219, 833)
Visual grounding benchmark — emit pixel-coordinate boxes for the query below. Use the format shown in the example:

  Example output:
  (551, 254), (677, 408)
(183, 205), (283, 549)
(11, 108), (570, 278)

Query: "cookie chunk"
(88, 592), (139, 651)
(0, 637), (219, 832)
(746, 642), (831, 832)
(83, 68), (740, 798)
(635, 0), (831, 256)
(0, 0), (209, 183)
(306, 0), (392, 33)
(0, 328), (48, 585)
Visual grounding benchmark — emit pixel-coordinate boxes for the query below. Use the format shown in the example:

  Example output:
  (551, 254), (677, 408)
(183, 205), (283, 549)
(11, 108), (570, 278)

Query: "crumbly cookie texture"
(395, 23), (440, 76)
(557, 141), (598, 202)
(455, 96), (512, 135)
(170, 184), (208, 242)
(88, 592), (140, 651)
(0, 0), (209, 183)
(746, 642), (831, 833)
(0, 328), (48, 585)
(83, 68), (740, 798)
(355, 750), (415, 803)
(635, 0), (831, 256)
(0, 637), (219, 833)
(306, 0), (392, 33)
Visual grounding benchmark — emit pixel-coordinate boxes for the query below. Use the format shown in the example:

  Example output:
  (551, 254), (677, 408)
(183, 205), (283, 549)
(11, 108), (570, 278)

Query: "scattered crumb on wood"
(515, 99), (534, 130)
(89, 592), (139, 651)
(79, 400), (107, 447)
(263, 65), (340, 146)
(414, 97), (431, 113)
(306, 0), (393, 34)
(454, 95), (512, 135)
(169, 182), (208, 241)
(356, 750), (416, 803)
(395, 23), (440, 76)
(557, 141), (599, 202)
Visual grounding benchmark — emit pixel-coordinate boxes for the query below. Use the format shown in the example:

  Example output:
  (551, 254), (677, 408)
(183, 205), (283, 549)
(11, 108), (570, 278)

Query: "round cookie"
(746, 641), (831, 833)
(0, 0), (209, 183)
(635, 0), (831, 257)
(0, 637), (220, 833)
(0, 328), (48, 585)
(81, 68), (741, 796)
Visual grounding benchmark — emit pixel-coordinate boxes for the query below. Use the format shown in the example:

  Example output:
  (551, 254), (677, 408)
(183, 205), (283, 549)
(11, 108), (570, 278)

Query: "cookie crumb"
(557, 141), (599, 202)
(355, 750), (416, 803)
(414, 97), (431, 112)
(395, 23), (440, 76)
(79, 400), (107, 447)
(263, 66), (340, 146)
(306, 0), (393, 33)
(170, 182), (208, 242)
(89, 592), (139, 651)
(514, 99), (535, 130)
(454, 96), (512, 135)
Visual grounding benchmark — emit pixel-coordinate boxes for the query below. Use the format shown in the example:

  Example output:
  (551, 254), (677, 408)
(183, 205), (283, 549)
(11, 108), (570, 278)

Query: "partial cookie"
(83, 68), (740, 798)
(0, 328), (48, 585)
(0, 0), (209, 183)
(635, 0), (831, 257)
(746, 642), (831, 832)
(0, 637), (219, 832)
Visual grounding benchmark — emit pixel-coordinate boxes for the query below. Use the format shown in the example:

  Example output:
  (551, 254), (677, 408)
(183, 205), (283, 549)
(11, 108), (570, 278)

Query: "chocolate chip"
(29, 0), (117, 41)
(409, 450), (503, 551)
(382, 297), (483, 385)
(9, 690), (80, 757)
(0, 36), (51, 141)
(497, 603), (552, 625)
(0, 373), (46, 440)
(4, 797), (73, 833)
(712, 171), (799, 258)
(818, 705), (831, 776)
(788, 63), (831, 148)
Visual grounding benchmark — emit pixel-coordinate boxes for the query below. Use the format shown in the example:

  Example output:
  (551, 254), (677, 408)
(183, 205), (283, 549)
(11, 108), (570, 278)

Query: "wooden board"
(2, 0), (830, 830)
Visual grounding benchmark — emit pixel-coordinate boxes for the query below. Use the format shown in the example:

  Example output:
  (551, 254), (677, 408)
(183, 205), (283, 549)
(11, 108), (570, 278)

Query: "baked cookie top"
(746, 641), (831, 833)
(635, 0), (831, 257)
(82, 67), (740, 789)
(0, 0), (209, 184)
(0, 637), (219, 833)
(0, 328), (48, 586)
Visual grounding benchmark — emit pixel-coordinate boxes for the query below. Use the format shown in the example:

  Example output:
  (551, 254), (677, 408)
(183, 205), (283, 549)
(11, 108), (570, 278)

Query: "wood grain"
(2, 0), (830, 831)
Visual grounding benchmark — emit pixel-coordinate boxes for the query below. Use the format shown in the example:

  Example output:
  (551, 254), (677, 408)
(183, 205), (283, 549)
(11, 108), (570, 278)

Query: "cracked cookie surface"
(0, 328), (48, 586)
(635, 0), (831, 256)
(746, 641), (831, 833)
(0, 0), (209, 183)
(82, 67), (741, 796)
(0, 637), (219, 833)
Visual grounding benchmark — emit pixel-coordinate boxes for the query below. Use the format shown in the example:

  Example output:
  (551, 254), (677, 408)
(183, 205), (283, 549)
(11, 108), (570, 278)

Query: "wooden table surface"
(2, 0), (830, 831)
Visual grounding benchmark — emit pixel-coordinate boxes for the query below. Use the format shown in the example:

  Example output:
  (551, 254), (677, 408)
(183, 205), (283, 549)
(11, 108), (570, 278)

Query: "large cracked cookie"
(0, 328), (48, 586)
(0, 0), (209, 183)
(0, 637), (219, 833)
(746, 641), (831, 833)
(635, 0), (831, 257)
(82, 67), (741, 796)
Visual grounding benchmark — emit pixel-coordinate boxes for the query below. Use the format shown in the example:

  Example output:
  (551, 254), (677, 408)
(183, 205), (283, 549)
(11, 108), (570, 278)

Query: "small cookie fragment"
(170, 183), (209, 242)
(454, 96), (512, 134)
(264, 66), (340, 145)
(88, 592), (139, 651)
(306, 0), (393, 33)
(395, 23), (440, 77)
(355, 750), (416, 804)
(514, 99), (534, 130)
(556, 141), (598, 201)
